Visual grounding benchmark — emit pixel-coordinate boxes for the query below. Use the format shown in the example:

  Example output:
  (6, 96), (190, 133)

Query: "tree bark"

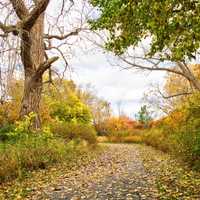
(177, 62), (200, 91)
(20, 74), (43, 129)
(20, 11), (45, 129)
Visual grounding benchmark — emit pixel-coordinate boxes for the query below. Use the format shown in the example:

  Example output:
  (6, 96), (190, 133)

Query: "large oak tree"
(0, 0), (87, 128)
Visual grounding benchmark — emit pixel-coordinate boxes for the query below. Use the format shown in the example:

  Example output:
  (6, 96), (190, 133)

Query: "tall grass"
(0, 119), (98, 182)
(50, 122), (97, 145)
(0, 135), (78, 182)
(142, 127), (200, 169)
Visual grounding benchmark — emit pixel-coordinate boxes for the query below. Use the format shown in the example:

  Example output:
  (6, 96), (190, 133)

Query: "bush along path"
(1, 144), (200, 200)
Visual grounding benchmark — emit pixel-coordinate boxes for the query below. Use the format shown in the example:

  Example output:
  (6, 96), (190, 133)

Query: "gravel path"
(30, 144), (159, 200)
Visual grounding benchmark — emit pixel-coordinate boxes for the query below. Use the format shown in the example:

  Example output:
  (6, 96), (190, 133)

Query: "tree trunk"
(20, 74), (42, 129)
(20, 11), (45, 129)
(177, 62), (200, 91)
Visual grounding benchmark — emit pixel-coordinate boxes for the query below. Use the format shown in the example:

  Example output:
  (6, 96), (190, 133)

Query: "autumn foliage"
(95, 116), (143, 143)
(0, 79), (98, 182)
(143, 69), (200, 168)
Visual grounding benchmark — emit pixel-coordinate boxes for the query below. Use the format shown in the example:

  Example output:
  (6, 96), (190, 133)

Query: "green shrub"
(142, 126), (200, 168)
(174, 129), (200, 167)
(51, 122), (97, 145)
(0, 112), (38, 142)
(142, 128), (174, 153)
(0, 124), (15, 141)
(0, 113), (35, 142)
(0, 135), (75, 182)
(50, 95), (92, 124)
(0, 114), (96, 182)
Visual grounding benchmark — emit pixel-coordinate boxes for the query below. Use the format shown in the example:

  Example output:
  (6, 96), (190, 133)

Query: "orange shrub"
(97, 116), (143, 136)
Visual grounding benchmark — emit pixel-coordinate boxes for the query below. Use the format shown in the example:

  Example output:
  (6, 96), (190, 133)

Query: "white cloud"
(70, 51), (166, 117)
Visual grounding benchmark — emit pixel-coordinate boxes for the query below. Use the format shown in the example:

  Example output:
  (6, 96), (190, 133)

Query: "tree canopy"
(90, 0), (200, 61)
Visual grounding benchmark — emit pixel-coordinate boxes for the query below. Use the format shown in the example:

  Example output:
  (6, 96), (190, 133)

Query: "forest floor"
(1, 143), (200, 200)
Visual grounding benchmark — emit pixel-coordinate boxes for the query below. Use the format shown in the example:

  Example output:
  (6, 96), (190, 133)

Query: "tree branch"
(36, 56), (59, 76)
(9, 0), (29, 19)
(119, 56), (186, 77)
(176, 61), (200, 90)
(0, 21), (17, 36)
(44, 28), (82, 40)
(159, 91), (192, 99)
(23, 0), (50, 30)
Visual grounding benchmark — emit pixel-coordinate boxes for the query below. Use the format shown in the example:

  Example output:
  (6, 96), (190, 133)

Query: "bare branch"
(0, 21), (17, 36)
(0, 34), (7, 37)
(44, 28), (82, 40)
(119, 56), (186, 77)
(159, 91), (192, 99)
(36, 56), (59, 75)
(9, 0), (29, 19)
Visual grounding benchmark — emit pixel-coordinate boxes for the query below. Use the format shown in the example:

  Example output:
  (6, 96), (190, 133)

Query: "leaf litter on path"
(1, 144), (200, 200)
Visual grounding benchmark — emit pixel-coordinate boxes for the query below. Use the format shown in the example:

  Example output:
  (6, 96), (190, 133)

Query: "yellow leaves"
(139, 144), (200, 200)
(162, 110), (185, 129)
(164, 64), (200, 110)
(0, 78), (94, 126)
(0, 101), (20, 126)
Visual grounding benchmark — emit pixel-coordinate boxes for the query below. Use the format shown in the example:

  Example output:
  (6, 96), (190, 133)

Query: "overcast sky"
(69, 50), (166, 118)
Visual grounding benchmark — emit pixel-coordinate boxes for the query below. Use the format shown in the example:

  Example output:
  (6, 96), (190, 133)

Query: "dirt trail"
(29, 144), (159, 200)
(21, 143), (200, 200)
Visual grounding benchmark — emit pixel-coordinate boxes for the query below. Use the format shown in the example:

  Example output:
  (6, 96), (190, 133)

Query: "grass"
(97, 135), (142, 143)
(0, 118), (98, 183)
(0, 142), (102, 200)
(0, 133), (97, 183)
